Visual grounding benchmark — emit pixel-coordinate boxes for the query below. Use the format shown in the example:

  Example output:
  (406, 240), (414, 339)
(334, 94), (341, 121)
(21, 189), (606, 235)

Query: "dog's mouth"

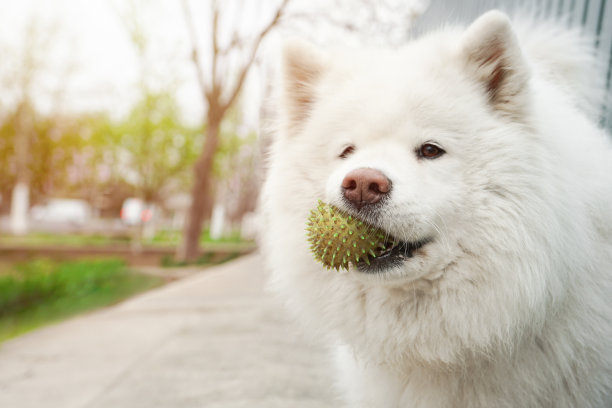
(356, 236), (431, 274)
(338, 205), (433, 274)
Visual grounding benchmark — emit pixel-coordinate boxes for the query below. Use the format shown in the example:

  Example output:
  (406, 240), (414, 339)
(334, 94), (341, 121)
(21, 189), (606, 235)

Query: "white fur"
(261, 10), (612, 408)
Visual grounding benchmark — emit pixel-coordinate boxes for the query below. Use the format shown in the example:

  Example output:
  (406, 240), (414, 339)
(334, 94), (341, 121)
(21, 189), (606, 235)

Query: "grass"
(0, 259), (163, 342)
(0, 228), (252, 247)
(0, 233), (128, 246)
(152, 228), (249, 245)
(160, 251), (242, 267)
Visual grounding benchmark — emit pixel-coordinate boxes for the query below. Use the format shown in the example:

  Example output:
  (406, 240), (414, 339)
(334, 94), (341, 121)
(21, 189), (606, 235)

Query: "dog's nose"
(342, 168), (391, 210)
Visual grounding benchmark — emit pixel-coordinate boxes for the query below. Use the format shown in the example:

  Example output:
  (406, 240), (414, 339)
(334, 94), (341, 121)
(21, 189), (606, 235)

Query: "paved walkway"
(0, 253), (340, 408)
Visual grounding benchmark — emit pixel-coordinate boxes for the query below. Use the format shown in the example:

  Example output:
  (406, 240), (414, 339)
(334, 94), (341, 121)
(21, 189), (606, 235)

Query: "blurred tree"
(0, 16), (74, 233)
(212, 107), (260, 225)
(0, 92), (200, 221)
(0, 108), (21, 214)
(28, 114), (84, 204)
(289, 0), (427, 46)
(111, 91), (201, 205)
(178, 0), (290, 261)
(0, 108), (98, 209)
(115, 0), (203, 241)
(2, 22), (47, 234)
(220, 133), (260, 224)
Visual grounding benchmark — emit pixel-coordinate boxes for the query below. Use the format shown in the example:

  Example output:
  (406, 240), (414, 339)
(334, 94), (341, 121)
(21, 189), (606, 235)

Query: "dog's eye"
(339, 144), (355, 159)
(418, 143), (445, 159)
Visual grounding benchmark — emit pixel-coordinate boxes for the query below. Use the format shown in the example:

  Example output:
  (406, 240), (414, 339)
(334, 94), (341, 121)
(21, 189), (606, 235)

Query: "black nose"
(341, 168), (391, 210)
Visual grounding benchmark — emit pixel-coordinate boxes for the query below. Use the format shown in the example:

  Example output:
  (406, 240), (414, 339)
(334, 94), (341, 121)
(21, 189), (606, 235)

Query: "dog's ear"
(281, 39), (327, 134)
(461, 11), (530, 117)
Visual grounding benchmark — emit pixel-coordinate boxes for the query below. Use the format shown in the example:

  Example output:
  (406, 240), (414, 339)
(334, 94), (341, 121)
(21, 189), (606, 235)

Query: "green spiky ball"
(306, 200), (389, 271)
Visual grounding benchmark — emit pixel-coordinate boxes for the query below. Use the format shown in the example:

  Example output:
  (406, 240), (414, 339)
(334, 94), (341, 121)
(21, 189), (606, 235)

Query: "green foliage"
(0, 90), (202, 209)
(0, 259), (162, 341)
(112, 91), (201, 202)
(0, 113), (17, 205)
(28, 113), (94, 202)
(0, 105), (120, 205)
(160, 251), (241, 268)
(0, 84), (254, 214)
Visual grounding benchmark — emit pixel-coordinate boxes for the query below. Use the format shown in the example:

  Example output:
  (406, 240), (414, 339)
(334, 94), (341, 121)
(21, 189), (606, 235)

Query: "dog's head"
(272, 11), (545, 284)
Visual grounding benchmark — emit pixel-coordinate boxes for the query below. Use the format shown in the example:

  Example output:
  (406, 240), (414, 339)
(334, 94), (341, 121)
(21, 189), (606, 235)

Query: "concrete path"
(0, 253), (341, 408)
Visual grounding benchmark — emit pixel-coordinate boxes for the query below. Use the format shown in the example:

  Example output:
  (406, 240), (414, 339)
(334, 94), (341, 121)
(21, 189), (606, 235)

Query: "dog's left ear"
(461, 10), (529, 117)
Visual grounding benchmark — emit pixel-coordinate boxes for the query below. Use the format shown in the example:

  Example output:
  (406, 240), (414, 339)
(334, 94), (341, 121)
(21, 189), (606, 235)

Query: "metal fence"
(413, 0), (612, 131)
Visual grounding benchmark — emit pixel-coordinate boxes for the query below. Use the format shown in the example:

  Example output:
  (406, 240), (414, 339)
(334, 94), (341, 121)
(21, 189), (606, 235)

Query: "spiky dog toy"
(306, 200), (391, 270)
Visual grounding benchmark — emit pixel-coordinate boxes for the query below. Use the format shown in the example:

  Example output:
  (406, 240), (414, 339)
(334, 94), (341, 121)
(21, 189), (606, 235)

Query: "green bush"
(0, 259), (163, 341)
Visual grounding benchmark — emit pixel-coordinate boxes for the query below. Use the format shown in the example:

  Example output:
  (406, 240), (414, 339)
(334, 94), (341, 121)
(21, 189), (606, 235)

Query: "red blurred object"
(141, 208), (153, 223)
(121, 198), (156, 225)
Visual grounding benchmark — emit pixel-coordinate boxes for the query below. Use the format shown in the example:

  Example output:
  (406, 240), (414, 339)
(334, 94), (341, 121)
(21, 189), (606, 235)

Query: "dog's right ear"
(460, 11), (530, 118)
(281, 39), (327, 134)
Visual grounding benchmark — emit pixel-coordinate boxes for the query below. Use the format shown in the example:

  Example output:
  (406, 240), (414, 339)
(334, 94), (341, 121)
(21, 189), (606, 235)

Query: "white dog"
(261, 10), (612, 407)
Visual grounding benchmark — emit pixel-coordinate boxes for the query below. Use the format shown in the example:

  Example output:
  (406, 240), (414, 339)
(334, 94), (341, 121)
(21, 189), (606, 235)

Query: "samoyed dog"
(261, 10), (612, 407)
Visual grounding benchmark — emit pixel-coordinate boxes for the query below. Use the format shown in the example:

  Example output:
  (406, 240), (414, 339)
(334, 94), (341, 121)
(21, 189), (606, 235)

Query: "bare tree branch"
(210, 0), (220, 93)
(180, 0), (211, 101)
(221, 0), (290, 112)
(178, 0), (291, 261)
(289, 11), (360, 32)
(218, 33), (245, 57)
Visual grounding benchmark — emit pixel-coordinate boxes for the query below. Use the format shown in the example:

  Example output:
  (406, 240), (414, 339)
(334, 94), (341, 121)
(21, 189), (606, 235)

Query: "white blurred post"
(209, 204), (225, 240)
(10, 182), (29, 235)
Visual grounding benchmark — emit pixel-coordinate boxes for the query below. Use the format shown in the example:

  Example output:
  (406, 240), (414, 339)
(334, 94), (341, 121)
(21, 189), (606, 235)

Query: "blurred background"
(0, 0), (610, 341)
(1, 1), (611, 407)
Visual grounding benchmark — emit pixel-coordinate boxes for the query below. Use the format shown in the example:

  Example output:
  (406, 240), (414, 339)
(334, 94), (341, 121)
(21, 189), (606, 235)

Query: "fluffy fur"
(261, 10), (612, 407)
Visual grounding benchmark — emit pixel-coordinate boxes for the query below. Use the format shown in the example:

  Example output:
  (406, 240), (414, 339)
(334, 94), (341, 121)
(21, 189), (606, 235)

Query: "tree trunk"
(177, 112), (221, 262)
